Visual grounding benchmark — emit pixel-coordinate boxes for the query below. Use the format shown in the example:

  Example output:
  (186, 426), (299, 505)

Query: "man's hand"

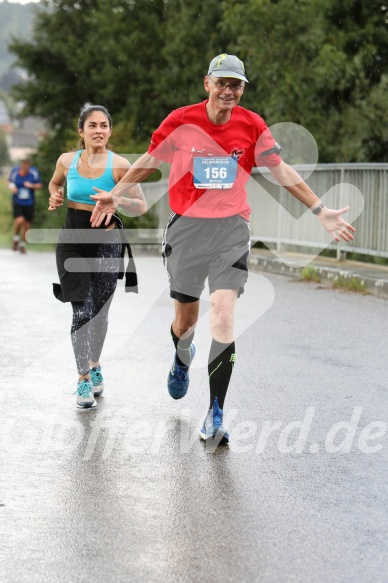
(24, 181), (35, 188)
(48, 187), (64, 211)
(90, 188), (117, 227)
(8, 182), (17, 194)
(318, 206), (356, 242)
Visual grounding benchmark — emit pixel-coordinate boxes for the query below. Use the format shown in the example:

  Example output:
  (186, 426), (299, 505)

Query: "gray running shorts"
(162, 214), (251, 302)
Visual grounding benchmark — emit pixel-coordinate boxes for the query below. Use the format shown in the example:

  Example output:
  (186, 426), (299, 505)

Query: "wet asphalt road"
(0, 248), (387, 583)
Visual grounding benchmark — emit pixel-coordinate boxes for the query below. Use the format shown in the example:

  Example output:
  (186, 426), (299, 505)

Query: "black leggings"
(71, 240), (121, 376)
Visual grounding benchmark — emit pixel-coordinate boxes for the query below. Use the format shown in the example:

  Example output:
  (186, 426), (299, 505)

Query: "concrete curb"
(129, 245), (388, 300)
(248, 252), (388, 300)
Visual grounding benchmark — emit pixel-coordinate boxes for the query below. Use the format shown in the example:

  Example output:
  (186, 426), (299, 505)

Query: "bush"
(0, 127), (10, 167)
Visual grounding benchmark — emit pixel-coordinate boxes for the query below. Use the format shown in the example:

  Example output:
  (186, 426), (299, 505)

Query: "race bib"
(18, 188), (31, 200)
(193, 156), (237, 189)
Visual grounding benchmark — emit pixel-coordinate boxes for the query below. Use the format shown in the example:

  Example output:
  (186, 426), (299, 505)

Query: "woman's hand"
(90, 188), (117, 227)
(318, 206), (356, 242)
(48, 187), (64, 211)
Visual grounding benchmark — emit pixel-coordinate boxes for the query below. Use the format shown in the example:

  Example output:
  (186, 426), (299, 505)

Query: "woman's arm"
(48, 153), (68, 211)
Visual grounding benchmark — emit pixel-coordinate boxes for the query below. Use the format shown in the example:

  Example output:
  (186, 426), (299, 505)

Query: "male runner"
(90, 54), (355, 445)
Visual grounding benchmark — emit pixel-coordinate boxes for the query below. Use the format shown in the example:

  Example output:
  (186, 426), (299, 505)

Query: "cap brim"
(210, 70), (249, 83)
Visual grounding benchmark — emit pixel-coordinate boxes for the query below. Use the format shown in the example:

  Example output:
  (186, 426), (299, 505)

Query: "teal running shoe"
(74, 379), (96, 409)
(89, 365), (104, 397)
(167, 343), (196, 400)
(199, 397), (229, 445)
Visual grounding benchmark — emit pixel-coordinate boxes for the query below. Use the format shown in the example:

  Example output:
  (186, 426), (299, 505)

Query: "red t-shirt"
(148, 100), (281, 219)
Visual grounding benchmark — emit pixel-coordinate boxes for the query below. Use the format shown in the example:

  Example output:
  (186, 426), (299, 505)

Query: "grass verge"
(300, 265), (370, 295)
(332, 276), (369, 294)
(0, 177), (13, 247)
(300, 266), (321, 283)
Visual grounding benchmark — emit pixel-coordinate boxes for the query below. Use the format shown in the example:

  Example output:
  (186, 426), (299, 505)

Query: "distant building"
(0, 100), (47, 162)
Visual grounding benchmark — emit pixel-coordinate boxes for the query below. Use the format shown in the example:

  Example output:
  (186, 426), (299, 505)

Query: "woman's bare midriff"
(68, 200), (116, 230)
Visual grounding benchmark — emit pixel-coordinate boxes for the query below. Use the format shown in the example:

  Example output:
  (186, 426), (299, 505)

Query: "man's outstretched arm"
(90, 152), (161, 227)
(269, 161), (356, 243)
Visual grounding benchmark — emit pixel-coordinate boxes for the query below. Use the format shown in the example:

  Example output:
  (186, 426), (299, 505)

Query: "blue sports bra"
(66, 150), (116, 205)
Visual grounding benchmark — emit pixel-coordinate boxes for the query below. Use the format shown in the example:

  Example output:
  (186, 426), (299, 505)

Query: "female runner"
(48, 105), (146, 409)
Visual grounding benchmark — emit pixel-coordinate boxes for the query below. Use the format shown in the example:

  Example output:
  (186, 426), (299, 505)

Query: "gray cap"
(207, 54), (249, 83)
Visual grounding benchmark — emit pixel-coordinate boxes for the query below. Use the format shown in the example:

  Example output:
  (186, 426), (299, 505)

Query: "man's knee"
(174, 315), (198, 337)
(211, 304), (234, 335)
(174, 300), (199, 336)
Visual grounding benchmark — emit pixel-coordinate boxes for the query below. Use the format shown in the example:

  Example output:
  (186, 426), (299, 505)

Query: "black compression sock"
(208, 339), (235, 409)
(170, 325), (195, 367)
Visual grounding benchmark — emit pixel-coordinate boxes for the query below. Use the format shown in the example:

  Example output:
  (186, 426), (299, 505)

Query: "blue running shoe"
(74, 379), (96, 409)
(199, 397), (229, 445)
(89, 365), (104, 397)
(167, 343), (196, 400)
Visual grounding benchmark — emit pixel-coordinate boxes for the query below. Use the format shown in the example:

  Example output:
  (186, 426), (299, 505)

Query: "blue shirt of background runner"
(8, 166), (42, 206)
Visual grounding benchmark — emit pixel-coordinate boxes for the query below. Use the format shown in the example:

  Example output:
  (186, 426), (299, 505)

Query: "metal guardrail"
(143, 164), (388, 258)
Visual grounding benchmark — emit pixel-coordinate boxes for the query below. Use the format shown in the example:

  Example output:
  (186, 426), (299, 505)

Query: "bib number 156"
(193, 156), (237, 189)
(204, 167), (228, 180)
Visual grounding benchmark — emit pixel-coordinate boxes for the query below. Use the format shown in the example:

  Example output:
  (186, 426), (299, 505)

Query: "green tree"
(9, 0), (388, 167)
(9, 0), (234, 140)
(9, 0), (174, 231)
(0, 127), (10, 166)
(222, 0), (388, 162)
(9, 0), (169, 141)
(160, 0), (231, 109)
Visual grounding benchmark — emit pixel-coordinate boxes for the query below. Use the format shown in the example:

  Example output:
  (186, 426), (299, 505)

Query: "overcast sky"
(0, 0), (40, 4)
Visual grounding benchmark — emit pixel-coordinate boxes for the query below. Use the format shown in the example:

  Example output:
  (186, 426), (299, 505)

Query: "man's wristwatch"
(312, 202), (325, 215)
